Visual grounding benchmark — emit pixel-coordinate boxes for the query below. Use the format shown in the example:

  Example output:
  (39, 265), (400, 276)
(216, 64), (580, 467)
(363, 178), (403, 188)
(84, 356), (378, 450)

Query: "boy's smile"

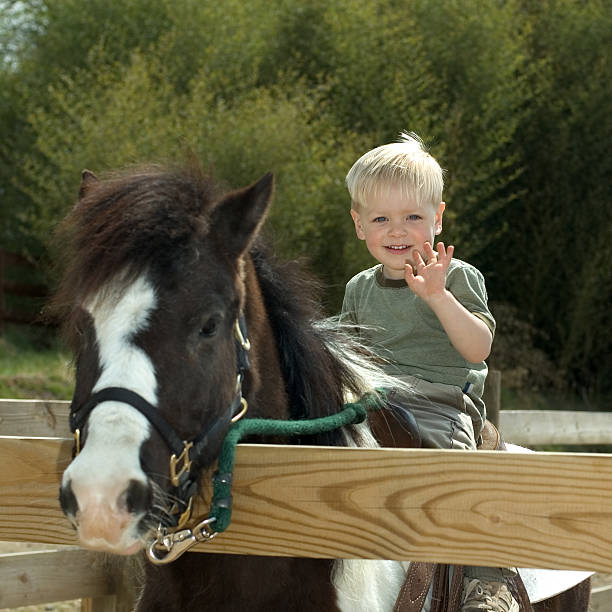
(350, 186), (445, 280)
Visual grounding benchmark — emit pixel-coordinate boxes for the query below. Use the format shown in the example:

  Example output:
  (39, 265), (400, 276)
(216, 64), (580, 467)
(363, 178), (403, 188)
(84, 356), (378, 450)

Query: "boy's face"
(350, 186), (445, 280)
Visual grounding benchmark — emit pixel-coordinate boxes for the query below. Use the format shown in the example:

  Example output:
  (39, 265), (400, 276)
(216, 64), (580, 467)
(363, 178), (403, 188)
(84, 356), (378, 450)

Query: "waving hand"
(405, 242), (454, 303)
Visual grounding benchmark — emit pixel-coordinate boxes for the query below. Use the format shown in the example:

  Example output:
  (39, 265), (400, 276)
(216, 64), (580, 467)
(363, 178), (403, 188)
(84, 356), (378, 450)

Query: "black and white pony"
(53, 163), (590, 611)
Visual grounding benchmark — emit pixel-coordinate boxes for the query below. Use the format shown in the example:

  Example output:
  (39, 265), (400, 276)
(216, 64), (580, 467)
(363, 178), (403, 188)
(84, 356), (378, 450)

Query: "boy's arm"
(405, 242), (492, 363)
(425, 290), (492, 363)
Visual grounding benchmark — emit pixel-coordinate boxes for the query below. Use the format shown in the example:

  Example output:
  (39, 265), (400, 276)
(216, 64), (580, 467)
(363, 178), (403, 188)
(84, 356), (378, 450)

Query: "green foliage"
(17, 52), (361, 306)
(502, 0), (612, 393)
(158, 0), (275, 95)
(489, 303), (563, 392)
(1, 0), (611, 396)
(0, 0), (171, 255)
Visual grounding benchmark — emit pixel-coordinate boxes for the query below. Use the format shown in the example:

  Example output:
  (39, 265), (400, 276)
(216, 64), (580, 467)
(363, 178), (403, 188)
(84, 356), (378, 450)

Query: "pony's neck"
(242, 256), (288, 420)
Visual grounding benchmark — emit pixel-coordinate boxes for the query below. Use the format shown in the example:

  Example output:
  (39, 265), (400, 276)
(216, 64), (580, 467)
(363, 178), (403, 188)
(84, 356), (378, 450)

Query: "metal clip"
(146, 517), (217, 565)
(147, 526), (197, 565)
(192, 517), (218, 542)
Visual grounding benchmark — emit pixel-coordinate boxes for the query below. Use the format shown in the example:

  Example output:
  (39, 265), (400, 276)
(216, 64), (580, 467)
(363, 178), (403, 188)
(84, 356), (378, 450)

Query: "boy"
(341, 132), (518, 612)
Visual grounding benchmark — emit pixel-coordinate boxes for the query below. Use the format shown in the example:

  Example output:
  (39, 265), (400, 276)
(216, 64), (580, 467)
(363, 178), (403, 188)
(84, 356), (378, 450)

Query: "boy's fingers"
(413, 250), (425, 266)
(423, 242), (436, 259)
(404, 264), (416, 285)
(437, 242), (454, 264)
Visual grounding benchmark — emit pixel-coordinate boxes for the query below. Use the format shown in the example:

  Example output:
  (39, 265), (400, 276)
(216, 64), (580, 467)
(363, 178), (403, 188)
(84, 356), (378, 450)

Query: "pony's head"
(55, 165), (273, 554)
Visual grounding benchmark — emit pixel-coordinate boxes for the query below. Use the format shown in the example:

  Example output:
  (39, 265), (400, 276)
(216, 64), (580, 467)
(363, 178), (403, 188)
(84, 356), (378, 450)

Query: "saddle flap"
(369, 402), (422, 449)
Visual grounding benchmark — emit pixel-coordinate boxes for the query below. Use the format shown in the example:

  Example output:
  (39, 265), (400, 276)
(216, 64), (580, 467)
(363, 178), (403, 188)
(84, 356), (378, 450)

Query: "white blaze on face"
(62, 274), (158, 554)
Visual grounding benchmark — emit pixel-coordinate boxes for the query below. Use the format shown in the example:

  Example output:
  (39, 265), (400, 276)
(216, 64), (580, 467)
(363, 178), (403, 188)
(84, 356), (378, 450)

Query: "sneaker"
(461, 578), (520, 612)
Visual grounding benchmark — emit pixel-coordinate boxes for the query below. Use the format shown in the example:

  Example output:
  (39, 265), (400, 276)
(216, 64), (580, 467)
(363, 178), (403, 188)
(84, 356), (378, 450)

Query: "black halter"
(69, 315), (251, 528)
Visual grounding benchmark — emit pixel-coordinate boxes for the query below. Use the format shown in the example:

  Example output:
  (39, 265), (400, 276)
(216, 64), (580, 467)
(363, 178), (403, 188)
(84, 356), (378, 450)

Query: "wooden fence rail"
(0, 548), (129, 611)
(2, 398), (609, 447)
(1, 398), (612, 610)
(499, 410), (612, 446)
(2, 435), (612, 572)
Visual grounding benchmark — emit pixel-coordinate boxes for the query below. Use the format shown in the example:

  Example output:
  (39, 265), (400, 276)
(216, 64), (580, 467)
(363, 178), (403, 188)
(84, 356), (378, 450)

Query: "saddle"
(370, 402), (533, 612)
(369, 401), (501, 451)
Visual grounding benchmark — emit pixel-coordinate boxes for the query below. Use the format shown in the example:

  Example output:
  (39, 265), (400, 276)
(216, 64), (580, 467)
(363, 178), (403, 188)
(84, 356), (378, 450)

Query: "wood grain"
(0, 548), (113, 608)
(2, 436), (612, 573)
(0, 399), (71, 437)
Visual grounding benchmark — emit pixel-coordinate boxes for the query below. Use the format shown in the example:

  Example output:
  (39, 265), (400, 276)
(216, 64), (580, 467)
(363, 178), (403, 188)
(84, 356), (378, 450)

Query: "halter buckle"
(169, 441), (193, 487)
(73, 429), (81, 456)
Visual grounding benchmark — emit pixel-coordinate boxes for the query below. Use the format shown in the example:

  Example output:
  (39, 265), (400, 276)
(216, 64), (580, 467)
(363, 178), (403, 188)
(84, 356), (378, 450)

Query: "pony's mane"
(250, 242), (370, 446)
(50, 163), (222, 342)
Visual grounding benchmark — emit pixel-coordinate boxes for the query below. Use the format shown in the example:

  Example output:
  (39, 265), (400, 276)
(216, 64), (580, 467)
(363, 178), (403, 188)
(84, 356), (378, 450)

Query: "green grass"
(0, 324), (73, 400)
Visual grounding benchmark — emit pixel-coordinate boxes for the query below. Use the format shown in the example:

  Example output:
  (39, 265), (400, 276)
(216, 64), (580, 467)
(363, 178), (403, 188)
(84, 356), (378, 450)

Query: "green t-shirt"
(340, 259), (495, 401)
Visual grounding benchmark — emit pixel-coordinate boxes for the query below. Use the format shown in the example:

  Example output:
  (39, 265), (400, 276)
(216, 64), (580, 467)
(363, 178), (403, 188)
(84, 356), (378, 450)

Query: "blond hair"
(346, 131), (444, 210)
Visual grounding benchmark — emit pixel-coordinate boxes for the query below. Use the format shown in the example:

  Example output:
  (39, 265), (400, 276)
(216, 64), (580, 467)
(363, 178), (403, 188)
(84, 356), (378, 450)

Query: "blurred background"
(1, 0), (611, 414)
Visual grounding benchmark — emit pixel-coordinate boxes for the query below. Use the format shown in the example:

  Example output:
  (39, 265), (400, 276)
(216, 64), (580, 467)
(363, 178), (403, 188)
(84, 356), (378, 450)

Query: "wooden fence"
(2, 396), (612, 610)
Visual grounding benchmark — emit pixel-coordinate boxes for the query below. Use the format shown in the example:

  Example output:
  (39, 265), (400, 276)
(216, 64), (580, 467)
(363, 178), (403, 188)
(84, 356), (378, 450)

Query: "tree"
(2, 0), (612, 394)
(508, 0), (612, 393)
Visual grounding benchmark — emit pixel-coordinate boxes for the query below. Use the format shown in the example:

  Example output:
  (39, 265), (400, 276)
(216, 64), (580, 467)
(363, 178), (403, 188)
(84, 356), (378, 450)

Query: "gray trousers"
(390, 374), (484, 451)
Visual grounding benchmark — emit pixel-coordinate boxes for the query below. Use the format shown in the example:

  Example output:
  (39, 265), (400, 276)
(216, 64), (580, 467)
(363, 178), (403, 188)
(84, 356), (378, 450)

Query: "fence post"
(81, 595), (118, 612)
(483, 369), (501, 427)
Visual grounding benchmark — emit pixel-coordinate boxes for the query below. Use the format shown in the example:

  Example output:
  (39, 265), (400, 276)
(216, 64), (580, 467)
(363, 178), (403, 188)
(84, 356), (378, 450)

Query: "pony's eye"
(199, 315), (221, 338)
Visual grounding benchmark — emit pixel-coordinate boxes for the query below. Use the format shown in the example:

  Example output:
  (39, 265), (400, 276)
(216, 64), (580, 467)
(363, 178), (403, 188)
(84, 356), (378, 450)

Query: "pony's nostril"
(120, 479), (152, 515)
(59, 481), (79, 520)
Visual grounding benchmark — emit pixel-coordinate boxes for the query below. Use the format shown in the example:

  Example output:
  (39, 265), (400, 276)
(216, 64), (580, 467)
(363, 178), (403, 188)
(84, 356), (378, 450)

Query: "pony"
(53, 161), (590, 611)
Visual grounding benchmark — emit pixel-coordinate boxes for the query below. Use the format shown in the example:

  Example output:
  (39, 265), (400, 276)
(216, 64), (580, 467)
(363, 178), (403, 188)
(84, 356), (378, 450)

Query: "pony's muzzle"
(59, 478), (151, 553)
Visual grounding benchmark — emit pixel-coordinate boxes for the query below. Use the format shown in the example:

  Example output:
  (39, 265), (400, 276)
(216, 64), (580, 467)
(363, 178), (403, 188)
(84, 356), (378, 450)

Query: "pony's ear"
(213, 173), (274, 256)
(79, 170), (99, 199)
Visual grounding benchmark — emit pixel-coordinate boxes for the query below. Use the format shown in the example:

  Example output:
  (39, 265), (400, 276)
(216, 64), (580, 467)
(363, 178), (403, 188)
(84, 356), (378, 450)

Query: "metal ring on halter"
(234, 319), (251, 351)
(231, 397), (248, 423)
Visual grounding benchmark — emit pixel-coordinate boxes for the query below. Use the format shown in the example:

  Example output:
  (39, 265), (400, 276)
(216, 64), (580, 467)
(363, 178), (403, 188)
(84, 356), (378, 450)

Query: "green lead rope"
(209, 391), (385, 532)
